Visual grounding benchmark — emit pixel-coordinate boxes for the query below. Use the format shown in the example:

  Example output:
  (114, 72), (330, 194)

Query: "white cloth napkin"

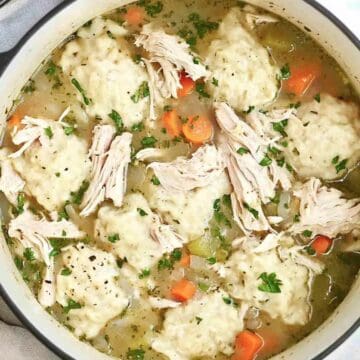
(0, 0), (359, 359)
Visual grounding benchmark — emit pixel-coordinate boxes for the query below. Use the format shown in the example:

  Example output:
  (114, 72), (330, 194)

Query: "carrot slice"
(311, 235), (332, 255)
(123, 6), (145, 26)
(232, 330), (263, 360)
(179, 251), (191, 267)
(162, 109), (182, 138)
(7, 113), (23, 129)
(182, 115), (213, 144)
(171, 278), (196, 302)
(284, 63), (321, 96)
(177, 71), (195, 98)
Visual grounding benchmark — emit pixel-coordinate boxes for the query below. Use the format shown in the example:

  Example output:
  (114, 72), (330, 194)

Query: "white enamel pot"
(0, 1), (359, 359)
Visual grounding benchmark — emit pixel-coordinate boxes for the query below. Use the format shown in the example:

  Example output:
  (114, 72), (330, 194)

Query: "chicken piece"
(80, 126), (132, 216)
(148, 145), (225, 192)
(290, 178), (360, 238)
(215, 103), (292, 233)
(135, 27), (209, 119)
(135, 147), (167, 162)
(8, 210), (85, 307)
(0, 155), (25, 205)
(242, 5), (278, 29)
(148, 297), (181, 309)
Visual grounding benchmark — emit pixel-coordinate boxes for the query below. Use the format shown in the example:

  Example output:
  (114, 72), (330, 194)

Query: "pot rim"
(0, 0), (359, 359)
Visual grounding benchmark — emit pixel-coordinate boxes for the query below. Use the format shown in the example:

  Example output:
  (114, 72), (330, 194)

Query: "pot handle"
(0, 0), (63, 74)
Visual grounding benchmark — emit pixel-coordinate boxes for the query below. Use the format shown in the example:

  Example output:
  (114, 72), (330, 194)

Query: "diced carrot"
(162, 109), (182, 138)
(177, 71), (195, 98)
(7, 113), (23, 129)
(171, 278), (196, 302)
(182, 115), (213, 144)
(311, 235), (332, 255)
(284, 63), (321, 96)
(179, 251), (191, 267)
(232, 330), (263, 360)
(123, 6), (145, 26)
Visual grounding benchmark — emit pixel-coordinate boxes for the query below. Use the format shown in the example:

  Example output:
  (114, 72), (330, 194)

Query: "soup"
(1, 1), (360, 359)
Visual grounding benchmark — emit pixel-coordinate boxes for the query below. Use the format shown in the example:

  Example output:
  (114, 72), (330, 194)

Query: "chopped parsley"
(302, 230), (313, 238)
(49, 238), (70, 257)
(64, 125), (75, 136)
(195, 83), (210, 98)
(222, 194), (232, 208)
(70, 181), (89, 205)
(289, 101), (301, 109)
(44, 127), (53, 139)
(332, 156), (348, 174)
(213, 198), (231, 227)
(244, 105), (255, 114)
(188, 12), (219, 39)
(108, 234), (120, 243)
(141, 136), (157, 148)
(106, 30), (116, 39)
(138, 268), (151, 279)
(259, 155), (272, 167)
(44, 60), (63, 88)
(195, 316), (203, 324)
(222, 296), (234, 305)
(61, 267), (72, 276)
(133, 54), (142, 64)
(138, 0), (163, 17)
(137, 208), (148, 216)
(279, 64), (291, 80)
(131, 81), (150, 103)
(22, 79), (36, 94)
(171, 248), (182, 262)
(126, 347), (145, 360)
(71, 78), (90, 105)
(332, 155), (340, 165)
(293, 213), (301, 223)
(207, 257), (216, 265)
(158, 257), (173, 271)
(314, 93), (321, 103)
(13, 192), (25, 216)
(151, 175), (161, 185)
(243, 202), (259, 220)
(23, 248), (35, 262)
(237, 147), (249, 155)
(108, 110), (124, 134)
(212, 77), (219, 87)
(258, 272), (282, 293)
(272, 119), (288, 137)
(63, 299), (82, 313)
(131, 122), (144, 132)
(58, 206), (69, 221)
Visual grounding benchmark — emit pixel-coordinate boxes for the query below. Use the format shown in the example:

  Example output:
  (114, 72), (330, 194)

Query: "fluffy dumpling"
(152, 291), (247, 360)
(146, 171), (231, 240)
(95, 193), (185, 272)
(205, 7), (279, 111)
(221, 236), (323, 325)
(284, 94), (360, 180)
(12, 120), (90, 212)
(59, 17), (149, 127)
(56, 243), (130, 339)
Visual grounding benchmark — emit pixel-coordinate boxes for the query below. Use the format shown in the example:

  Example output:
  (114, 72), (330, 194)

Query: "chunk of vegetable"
(232, 330), (263, 360)
(161, 109), (182, 138)
(179, 251), (191, 267)
(182, 115), (213, 144)
(7, 113), (22, 129)
(123, 6), (145, 26)
(187, 236), (218, 258)
(177, 71), (196, 98)
(284, 63), (321, 96)
(171, 278), (196, 302)
(311, 235), (332, 255)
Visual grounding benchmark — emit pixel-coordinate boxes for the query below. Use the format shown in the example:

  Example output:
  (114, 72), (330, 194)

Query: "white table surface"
(0, 0), (359, 359)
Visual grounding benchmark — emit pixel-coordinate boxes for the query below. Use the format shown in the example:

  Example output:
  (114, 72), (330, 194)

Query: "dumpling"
(152, 291), (247, 359)
(146, 171), (231, 240)
(59, 17), (149, 127)
(56, 243), (130, 339)
(284, 94), (360, 180)
(12, 118), (90, 212)
(205, 8), (279, 111)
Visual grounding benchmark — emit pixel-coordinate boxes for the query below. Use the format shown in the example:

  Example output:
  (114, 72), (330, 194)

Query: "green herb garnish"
(126, 347), (145, 360)
(70, 181), (89, 205)
(151, 175), (161, 185)
(108, 234), (120, 243)
(44, 127), (53, 139)
(243, 202), (259, 219)
(195, 83), (210, 98)
(131, 81), (150, 103)
(237, 147), (249, 155)
(71, 78), (90, 105)
(108, 110), (124, 134)
(314, 93), (321, 103)
(141, 136), (157, 148)
(302, 230), (313, 238)
(258, 272), (282, 293)
(23, 248), (35, 262)
(63, 299), (82, 313)
(61, 267), (72, 276)
(137, 208), (148, 216)
(259, 155), (272, 167)
(138, 269), (151, 279)
(280, 64), (291, 80)
(272, 119), (288, 136)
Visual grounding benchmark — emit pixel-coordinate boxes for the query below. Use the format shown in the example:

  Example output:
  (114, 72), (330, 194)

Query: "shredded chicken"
(0, 160), (25, 205)
(9, 109), (71, 159)
(215, 103), (292, 233)
(135, 148), (167, 162)
(135, 27), (209, 119)
(148, 297), (181, 309)
(148, 145), (225, 192)
(290, 177), (360, 238)
(150, 214), (187, 252)
(80, 126), (132, 217)
(245, 13), (278, 28)
(8, 210), (85, 307)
